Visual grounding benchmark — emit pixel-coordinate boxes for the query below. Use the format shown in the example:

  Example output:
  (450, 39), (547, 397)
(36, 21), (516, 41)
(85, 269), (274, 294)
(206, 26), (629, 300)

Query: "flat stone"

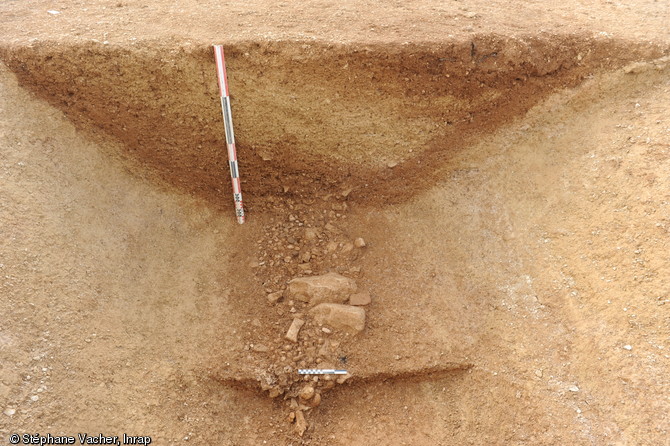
(349, 291), (371, 306)
(285, 318), (305, 343)
(287, 272), (357, 306)
(309, 304), (365, 334)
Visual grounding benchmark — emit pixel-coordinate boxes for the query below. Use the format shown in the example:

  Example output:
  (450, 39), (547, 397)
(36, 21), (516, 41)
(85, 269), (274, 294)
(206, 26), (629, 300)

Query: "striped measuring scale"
(213, 45), (245, 224)
(298, 369), (348, 375)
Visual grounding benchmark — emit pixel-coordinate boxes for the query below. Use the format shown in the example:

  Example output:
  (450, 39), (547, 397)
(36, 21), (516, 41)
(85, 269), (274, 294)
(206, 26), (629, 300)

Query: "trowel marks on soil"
(0, 35), (667, 208)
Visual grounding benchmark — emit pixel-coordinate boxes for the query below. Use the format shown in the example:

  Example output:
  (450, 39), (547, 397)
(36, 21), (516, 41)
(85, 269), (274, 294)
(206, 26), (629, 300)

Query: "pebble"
(568, 385), (580, 392)
(349, 291), (371, 306)
(623, 345), (632, 350)
(534, 369), (543, 378)
(309, 304), (366, 334)
(354, 237), (366, 248)
(287, 272), (357, 306)
(30, 395), (39, 402)
(321, 327), (332, 334)
(4, 408), (16, 416)
(285, 318), (305, 343)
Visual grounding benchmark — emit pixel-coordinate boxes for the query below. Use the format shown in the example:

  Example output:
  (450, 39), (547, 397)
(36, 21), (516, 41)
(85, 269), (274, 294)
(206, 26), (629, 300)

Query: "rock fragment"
(285, 318), (305, 343)
(295, 410), (308, 436)
(267, 291), (283, 304)
(299, 385), (315, 401)
(349, 291), (371, 306)
(309, 303), (366, 334)
(251, 344), (269, 353)
(287, 272), (357, 306)
(354, 237), (366, 248)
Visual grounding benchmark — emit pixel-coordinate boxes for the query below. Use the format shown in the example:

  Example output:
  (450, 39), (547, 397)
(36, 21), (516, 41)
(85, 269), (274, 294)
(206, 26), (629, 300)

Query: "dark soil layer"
(1, 35), (667, 215)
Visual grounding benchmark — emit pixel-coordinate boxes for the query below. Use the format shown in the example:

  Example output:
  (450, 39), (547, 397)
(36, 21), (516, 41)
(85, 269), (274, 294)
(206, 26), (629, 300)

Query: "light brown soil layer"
(1, 37), (668, 208)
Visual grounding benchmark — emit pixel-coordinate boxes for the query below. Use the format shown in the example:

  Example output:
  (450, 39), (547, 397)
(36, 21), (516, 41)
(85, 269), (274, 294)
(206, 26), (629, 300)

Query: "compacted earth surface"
(1, 1), (669, 445)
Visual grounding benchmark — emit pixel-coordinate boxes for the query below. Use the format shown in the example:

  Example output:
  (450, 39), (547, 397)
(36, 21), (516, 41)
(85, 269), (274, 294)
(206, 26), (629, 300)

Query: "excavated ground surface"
(1, 1), (670, 445)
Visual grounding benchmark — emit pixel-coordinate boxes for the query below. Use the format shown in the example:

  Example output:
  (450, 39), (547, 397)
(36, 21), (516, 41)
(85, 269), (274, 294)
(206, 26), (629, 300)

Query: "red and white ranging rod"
(213, 45), (245, 224)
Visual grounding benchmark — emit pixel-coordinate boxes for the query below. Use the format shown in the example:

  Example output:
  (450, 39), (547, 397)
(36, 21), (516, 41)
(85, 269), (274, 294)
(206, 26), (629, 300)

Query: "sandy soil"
(1, 1), (670, 445)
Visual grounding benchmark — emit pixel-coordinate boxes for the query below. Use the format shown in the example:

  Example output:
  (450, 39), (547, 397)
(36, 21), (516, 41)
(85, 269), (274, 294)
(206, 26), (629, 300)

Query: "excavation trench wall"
(1, 36), (666, 208)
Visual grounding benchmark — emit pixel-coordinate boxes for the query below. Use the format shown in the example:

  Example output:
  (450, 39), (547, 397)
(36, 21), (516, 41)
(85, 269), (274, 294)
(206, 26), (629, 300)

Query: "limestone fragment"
(341, 242), (354, 253)
(251, 344), (269, 353)
(349, 291), (371, 306)
(285, 318), (305, 343)
(295, 410), (308, 436)
(304, 227), (318, 241)
(287, 272), (357, 306)
(309, 303), (366, 334)
(299, 385), (315, 401)
(267, 291), (283, 304)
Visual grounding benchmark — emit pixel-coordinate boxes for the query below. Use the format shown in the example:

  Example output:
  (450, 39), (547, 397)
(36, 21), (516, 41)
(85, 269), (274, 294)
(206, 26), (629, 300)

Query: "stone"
(295, 410), (308, 436)
(304, 228), (318, 241)
(309, 304), (366, 334)
(341, 242), (354, 253)
(623, 345), (632, 350)
(285, 318), (305, 343)
(349, 291), (371, 306)
(354, 237), (366, 248)
(299, 251), (311, 263)
(251, 344), (269, 353)
(534, 369), (543, 378)
(287, 272), (357, 306)
(568, 385), (580, 392)
(4, 408), (16, 416)
(336, 372), (352, 384)
(267, 291), (283, 304)
(318, 340), (331, 357)
(299, 385), (315, 401)
(308, 392), (322, 407)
